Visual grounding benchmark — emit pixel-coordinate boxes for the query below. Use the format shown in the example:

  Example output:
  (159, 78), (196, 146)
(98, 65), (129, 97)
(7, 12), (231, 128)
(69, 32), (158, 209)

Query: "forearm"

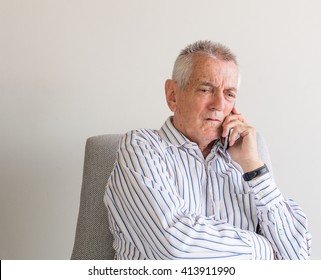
(248, 173), (312, 259)
(106, 164), (274, 260)
(106, 131), (279, 260)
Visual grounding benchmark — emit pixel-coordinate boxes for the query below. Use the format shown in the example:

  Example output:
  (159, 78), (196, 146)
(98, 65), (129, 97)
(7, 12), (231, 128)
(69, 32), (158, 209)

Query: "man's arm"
(222, 109), (312, 259)
(105, 130), (274, 259)
(247, 173), (312, 259)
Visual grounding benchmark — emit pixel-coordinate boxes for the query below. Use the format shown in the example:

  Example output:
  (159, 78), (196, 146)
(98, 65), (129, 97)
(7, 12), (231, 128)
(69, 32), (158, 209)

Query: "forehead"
(188, 54), (239, 86)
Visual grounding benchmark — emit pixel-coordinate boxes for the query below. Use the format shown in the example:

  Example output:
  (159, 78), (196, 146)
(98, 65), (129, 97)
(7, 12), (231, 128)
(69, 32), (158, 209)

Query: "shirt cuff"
(247, 172), (284, 207)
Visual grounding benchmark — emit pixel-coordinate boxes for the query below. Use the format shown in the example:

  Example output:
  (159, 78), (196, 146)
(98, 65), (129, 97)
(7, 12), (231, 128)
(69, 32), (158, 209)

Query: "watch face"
(248, 171), (257, 180)
(243, 172), (256, 181)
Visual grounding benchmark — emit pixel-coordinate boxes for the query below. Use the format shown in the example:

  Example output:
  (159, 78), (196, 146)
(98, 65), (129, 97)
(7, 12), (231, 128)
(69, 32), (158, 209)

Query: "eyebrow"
(198, 81), (237, 92)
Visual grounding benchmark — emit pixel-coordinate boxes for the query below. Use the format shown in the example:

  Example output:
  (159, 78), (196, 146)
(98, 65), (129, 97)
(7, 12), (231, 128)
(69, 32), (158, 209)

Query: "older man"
(104, 40), (311, 259)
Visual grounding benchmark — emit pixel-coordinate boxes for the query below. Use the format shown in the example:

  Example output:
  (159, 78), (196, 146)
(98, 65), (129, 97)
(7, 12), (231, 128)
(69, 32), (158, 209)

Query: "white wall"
(0, 0), (320, 259)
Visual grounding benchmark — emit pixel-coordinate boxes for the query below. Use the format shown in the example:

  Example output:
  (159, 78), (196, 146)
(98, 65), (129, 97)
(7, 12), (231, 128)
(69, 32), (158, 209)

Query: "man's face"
(166, 54), (239, 147)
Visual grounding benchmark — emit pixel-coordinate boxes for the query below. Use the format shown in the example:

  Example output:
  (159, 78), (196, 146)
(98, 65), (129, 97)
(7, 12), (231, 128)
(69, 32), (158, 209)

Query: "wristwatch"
(243, 164), (269, 181)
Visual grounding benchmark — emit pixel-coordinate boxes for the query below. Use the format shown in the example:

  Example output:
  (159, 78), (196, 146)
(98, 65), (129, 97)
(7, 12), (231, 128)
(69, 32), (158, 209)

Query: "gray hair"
(172, 40), (238, 89)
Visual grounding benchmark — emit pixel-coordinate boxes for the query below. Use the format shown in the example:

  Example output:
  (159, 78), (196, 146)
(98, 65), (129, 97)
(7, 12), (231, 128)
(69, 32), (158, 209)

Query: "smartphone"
(223, 106), (235, 152)
(223, 128), (231, 153)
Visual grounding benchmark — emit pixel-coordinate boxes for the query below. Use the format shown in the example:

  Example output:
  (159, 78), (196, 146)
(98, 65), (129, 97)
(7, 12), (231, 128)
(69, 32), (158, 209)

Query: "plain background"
(0, 0), (320, 259)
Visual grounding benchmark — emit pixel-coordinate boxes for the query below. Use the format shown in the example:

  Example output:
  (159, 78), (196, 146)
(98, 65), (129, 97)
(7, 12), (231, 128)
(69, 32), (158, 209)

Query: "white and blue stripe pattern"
(104, 117), (311, 260)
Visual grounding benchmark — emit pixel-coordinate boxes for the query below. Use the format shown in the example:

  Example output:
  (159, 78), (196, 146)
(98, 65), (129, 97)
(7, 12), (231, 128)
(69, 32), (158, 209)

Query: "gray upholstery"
(71, 132), (272, 260)
(71, 134), (121, 260)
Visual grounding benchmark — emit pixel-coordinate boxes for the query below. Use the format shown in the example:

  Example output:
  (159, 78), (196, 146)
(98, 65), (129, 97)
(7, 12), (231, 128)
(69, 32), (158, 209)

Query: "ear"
(165, 79), (179, 112)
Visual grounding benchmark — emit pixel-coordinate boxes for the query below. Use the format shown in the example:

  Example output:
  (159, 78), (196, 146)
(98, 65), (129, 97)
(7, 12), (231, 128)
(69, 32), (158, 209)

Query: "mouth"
(205, 118), (221, 122)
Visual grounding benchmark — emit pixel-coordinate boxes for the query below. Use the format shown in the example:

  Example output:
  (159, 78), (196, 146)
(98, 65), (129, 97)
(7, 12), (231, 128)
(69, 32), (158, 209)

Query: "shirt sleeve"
(248, 173), (312, 259)
(105, 131), (276, 259)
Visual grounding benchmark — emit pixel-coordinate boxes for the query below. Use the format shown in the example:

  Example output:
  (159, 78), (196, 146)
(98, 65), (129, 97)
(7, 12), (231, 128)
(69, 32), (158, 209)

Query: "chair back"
(71, 134), (121, 259)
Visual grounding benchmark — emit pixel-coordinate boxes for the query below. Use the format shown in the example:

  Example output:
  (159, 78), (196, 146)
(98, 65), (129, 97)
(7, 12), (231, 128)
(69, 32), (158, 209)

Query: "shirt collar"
(158, 117), (194, 148)
(158, 117), (231, 162)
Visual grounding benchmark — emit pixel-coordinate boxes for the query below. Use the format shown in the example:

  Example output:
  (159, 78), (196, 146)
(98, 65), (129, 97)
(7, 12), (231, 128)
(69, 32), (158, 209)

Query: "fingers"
(229, 126), (241, 146)
(221, 112), (247, 138)
(222, 110), (261, 169)
(222, 111), (254, 147)
(229, 124), (254, 146)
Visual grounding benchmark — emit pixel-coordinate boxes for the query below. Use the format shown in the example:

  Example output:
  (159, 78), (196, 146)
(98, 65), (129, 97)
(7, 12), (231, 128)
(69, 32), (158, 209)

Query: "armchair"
(71, 132), (272, 259)
(71, 134), (121, 259)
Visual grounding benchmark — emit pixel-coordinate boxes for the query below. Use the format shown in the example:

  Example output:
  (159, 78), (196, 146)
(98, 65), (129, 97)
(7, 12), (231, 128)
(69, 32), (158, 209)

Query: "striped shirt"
(104, 117), (311, 260)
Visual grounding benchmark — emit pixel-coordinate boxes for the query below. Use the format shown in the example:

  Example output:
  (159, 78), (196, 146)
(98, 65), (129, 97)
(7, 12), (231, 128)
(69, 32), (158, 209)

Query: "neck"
(200, 141), (215, 159)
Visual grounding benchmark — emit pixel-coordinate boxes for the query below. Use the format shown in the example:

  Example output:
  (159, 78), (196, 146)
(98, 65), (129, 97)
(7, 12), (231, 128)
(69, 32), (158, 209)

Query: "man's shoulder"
(120, 128), (162, 149)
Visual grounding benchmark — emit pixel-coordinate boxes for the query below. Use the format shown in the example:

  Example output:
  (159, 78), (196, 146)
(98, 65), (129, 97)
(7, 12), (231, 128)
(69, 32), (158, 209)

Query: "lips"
(206, 118), (221, 122)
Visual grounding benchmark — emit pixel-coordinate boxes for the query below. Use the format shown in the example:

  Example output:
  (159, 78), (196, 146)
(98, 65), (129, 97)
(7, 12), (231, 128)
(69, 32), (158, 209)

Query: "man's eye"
(198, 88), (211, 93)
(225, 91), (236, 98)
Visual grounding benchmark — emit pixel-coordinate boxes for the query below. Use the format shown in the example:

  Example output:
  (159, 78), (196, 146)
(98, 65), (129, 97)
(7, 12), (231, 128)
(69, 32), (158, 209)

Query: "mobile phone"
(223, 106), (235, 152)
(223, 128), (231, 153)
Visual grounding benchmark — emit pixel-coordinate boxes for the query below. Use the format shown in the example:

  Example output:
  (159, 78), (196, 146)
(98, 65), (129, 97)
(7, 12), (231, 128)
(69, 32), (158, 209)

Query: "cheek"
(224, 104), (234, 117)
(176, 97), (192, 114)
(183, 102), (203, 119)
(175, 104), (190, 119)
(175, 94), (209, 121)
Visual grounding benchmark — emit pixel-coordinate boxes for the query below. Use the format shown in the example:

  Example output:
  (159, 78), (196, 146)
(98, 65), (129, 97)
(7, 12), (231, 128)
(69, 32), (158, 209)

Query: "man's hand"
(222, 107), (264, 172)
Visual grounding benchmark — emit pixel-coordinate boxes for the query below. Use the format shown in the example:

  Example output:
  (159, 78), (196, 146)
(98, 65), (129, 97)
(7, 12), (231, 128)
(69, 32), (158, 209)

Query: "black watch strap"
(243, 164), (269, 181)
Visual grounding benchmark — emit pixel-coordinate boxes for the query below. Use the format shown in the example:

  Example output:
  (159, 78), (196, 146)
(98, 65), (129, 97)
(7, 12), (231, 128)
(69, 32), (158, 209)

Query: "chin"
(203, 132), (221, 141)
(203, 127), (221, 137)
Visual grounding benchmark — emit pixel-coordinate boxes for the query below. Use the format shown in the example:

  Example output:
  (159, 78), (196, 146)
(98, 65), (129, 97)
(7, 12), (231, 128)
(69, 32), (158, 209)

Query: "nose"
(209, 90), (225, 111)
